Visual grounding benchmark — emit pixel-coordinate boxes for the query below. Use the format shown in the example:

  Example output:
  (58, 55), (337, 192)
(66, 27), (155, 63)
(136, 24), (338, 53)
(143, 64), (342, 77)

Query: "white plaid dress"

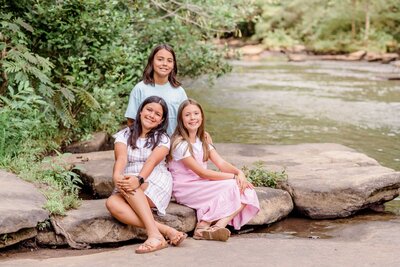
(113, 128), (172, 216)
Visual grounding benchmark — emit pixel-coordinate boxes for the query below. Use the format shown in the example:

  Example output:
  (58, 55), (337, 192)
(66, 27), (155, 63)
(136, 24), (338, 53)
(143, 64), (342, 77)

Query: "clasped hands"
(115, 174), (141, 198)
(235, 171), (254, 193)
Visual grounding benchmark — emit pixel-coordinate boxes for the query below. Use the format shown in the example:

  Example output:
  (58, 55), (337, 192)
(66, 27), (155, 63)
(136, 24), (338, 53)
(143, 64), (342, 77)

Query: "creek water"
(186, 55), (400, 238)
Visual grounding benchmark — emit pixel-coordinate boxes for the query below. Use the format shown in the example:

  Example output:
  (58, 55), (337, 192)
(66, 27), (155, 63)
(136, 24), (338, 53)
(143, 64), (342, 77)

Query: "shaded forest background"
(1, 0), (399, 213)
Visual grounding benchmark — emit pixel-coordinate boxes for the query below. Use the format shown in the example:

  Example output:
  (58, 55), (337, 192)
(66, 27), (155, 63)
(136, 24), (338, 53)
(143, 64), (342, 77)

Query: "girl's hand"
(116, 174), (140, 193)
(114, 174), (125, 190)
(235, 172), (248, 193)
(245, 181), (255, 190)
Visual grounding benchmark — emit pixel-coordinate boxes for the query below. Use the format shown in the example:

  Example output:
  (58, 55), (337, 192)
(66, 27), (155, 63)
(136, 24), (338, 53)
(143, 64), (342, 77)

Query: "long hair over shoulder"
(129, 96), (169, 150)
(142, 44), (181, 88)
(169, 99), (210, 162)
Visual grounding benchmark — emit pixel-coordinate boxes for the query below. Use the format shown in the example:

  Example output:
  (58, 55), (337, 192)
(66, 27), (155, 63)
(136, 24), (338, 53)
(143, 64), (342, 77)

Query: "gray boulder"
(64, 132), (110, 153)
(0, 170), (49, 247)
(249, 187), (293, 225)
(214, 143), (400, 219)
(75, 159), (114, 198)
(46, 199), (196, 248)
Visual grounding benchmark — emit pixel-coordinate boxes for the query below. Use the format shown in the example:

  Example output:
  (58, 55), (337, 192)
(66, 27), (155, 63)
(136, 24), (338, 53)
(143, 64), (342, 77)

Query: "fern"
(74, 88), (100, 109)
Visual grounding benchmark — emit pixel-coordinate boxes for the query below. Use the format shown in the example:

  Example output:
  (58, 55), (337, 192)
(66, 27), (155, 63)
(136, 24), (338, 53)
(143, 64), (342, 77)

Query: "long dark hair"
(169, 99), (210, 162)
(129, 96), (169, 150)
(142, 44), (181, 88)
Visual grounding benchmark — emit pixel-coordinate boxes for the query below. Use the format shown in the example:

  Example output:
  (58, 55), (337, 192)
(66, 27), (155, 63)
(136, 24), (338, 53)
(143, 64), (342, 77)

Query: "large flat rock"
(47, 199), (196, 248)
(60, 143), (400, 219)
(40, 187), (292, 248)
(0, 170), (49, 235)
(215, 143), (400, 219)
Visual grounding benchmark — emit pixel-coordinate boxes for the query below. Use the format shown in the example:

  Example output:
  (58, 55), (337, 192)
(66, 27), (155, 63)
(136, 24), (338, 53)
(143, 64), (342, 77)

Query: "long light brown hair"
(169, 99), (210, 162)
(142, 44), (181, 88)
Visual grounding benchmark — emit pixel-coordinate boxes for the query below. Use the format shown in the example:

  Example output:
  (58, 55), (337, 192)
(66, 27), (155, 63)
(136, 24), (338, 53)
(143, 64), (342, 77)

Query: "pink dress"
(169, 138), (260, 230)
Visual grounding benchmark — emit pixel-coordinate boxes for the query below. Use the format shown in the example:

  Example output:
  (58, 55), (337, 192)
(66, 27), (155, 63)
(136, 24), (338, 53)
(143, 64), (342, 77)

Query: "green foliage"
(0, 84), (58, 162)
(37, 220), (51, 231)
(254, 0), (400, 53)
(242, 161), (287, 188)
(0, 0), (252, 214)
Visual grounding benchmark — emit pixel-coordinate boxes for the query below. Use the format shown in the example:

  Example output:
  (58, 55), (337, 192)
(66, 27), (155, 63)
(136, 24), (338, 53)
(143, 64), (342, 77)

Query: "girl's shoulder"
(156, 131), (170, 144)
(135, 80), (153, 90)
(113, 127), (130, 144)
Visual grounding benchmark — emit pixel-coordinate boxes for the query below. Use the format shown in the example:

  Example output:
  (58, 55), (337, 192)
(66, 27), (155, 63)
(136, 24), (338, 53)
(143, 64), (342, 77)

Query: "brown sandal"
(198, 225), (231, 242)
(193, 224), (211, 240)
(166, 230), (187, 246)
(135, 236), (168, 254)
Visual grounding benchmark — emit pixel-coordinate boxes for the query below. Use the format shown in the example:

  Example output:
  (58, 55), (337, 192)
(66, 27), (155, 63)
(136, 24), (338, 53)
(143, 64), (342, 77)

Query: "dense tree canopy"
(253, 0), (400, 53)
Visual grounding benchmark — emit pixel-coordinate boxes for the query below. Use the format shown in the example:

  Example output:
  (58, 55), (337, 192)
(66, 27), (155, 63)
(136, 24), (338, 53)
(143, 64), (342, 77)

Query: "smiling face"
(140, 102), (164, 132)
(181, 104), (203, 134)
(152, 49), (174, 79)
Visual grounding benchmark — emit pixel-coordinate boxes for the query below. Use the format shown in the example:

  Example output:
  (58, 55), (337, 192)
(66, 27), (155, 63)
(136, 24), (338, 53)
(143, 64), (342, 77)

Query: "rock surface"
(215, 143), (400, 219)
(0, 170), (49, 237)
(75, 158), (114, 198)
(44, 200), (196, 248)
(249, 187), (293, 225)
(56, 143), (400, 219)
(40, 187), (292, 247)
(64, 132), (110, 153)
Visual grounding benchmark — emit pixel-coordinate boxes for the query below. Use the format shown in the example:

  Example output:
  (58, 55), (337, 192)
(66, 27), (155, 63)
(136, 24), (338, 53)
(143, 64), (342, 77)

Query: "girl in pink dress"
(168, 99), (260, 241)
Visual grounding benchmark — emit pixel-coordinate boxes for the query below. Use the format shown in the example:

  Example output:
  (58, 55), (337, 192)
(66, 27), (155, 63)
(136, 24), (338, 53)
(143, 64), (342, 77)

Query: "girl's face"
(140, 102), (164, 132)
(153, 49), (174, 78)
(182, 104), (202, 133)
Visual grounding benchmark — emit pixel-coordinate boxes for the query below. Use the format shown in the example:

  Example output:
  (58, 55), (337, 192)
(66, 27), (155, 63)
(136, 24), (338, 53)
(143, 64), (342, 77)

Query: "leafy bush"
(242, 161), (287, 188)
(0, 0), (254, 214)
(254, 0), (400, 53)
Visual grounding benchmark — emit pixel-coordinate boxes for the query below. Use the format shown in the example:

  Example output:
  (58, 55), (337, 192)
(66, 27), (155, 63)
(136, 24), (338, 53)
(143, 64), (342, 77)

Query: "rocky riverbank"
(1, 142), (399, 251)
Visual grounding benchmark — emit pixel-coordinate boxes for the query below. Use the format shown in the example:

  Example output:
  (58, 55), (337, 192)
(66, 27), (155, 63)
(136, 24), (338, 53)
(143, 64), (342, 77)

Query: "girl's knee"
(105, 196), (117, 211)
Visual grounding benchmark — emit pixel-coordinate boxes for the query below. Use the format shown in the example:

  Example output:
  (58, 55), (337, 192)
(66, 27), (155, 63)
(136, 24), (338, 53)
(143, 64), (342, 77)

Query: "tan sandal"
(193, 224), (211, 240)
(135, 236), (168, 254)
(166, 230), (187, 246)
(199, 225), (231, 242)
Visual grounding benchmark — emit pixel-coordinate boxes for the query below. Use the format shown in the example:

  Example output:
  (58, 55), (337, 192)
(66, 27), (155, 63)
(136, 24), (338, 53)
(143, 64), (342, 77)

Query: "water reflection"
(254, 199), (400, 240)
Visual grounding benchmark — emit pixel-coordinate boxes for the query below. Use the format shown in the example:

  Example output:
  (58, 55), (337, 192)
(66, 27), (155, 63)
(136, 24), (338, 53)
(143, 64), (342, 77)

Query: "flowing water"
(186, 56), (400, 171)
(186, 55), (400, 238)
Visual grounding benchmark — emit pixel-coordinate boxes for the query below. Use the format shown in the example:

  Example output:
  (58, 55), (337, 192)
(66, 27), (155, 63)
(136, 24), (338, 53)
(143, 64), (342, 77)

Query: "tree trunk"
(351, 0), (357, 40)
(364, 0), (370, 43)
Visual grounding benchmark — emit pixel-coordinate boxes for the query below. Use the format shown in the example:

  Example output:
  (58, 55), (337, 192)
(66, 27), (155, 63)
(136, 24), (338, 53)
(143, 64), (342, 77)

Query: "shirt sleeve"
(157, 134), (171, 149)
(172, 141), (191, 161)
(180, 86), (188, 102)
(124, 83), (142, 119)
(113, 127), (130, 145)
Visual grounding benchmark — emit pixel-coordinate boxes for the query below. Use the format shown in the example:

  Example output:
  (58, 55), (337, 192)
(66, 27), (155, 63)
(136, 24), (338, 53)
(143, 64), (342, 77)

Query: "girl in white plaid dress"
(106, 96), (186, 254)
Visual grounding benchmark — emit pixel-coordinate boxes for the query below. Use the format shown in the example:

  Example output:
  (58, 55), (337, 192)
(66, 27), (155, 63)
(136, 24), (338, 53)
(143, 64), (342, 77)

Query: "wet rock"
(64, 132), (110, 154)
(49, 200), (196, 248)
(381, 53), (399, 64)
(365, 52), (383, 62)
(286, 54), (307, 62)
(214, 143), (400, 219)
(0, 170), (49, 247)
(249, 187), (293, 225)
(239, 45), (265, 56)
(348, 50), (366, 60)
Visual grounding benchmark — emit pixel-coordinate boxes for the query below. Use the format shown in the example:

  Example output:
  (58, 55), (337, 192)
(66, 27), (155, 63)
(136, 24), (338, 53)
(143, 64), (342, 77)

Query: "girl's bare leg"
(214, 204), (246, 228)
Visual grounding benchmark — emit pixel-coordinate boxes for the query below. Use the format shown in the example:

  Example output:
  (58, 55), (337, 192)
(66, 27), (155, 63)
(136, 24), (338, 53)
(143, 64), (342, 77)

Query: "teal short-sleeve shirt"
(125, 81), (188, 135)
